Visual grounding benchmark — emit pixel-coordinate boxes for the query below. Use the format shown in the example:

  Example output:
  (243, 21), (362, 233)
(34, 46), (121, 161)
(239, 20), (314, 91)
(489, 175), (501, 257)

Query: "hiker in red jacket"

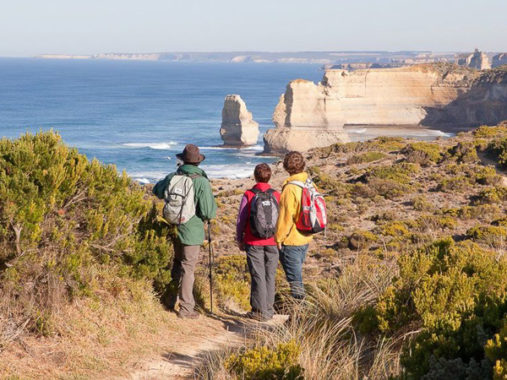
(236, 163), (280, 321)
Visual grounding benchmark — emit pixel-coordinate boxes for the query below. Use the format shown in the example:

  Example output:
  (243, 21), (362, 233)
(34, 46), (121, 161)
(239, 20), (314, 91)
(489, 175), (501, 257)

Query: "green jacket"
(153, 164), (217, 246)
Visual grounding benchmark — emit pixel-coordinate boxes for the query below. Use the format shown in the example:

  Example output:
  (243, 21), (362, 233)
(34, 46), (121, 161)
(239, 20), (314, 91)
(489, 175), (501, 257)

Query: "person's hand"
(277, 242), (283, 251)
(238, 241), (246, 251)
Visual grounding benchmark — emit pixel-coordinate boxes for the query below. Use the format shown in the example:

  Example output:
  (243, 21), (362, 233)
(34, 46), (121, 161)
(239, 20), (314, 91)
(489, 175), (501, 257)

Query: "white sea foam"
(123, 142), (178, 150)
(200, 144), (264, 152)
(202, 165), (254, 179)
(348, 128), (367, 134)
(129, 164), (256, 183)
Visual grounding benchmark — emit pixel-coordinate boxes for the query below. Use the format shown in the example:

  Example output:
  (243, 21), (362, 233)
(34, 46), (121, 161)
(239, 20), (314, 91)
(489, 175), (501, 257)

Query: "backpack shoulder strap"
(287, 180), (306, 188)
(250, 188), (261, 194)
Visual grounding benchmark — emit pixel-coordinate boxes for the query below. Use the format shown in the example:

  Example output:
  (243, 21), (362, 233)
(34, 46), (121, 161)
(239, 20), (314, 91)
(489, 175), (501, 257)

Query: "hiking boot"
(177, 310), (200, 320)
(245, 311), (270, 322)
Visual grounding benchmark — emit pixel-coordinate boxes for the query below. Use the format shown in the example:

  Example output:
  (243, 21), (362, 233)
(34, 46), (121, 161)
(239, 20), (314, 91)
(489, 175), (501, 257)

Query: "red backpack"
(288, 178), (327, 234)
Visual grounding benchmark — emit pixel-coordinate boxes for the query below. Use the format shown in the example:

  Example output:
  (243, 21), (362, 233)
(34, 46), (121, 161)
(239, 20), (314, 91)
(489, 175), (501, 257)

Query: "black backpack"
(249, 188), (279, 239)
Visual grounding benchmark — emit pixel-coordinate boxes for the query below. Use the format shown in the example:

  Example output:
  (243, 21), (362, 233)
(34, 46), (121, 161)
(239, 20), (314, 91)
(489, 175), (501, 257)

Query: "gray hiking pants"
(171, 242), (200, 314)
(246, 245), (279, 318)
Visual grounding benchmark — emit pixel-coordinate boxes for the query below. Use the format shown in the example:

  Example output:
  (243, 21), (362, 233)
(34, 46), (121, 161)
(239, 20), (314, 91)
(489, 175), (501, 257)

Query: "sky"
(0, 0), (506, 56)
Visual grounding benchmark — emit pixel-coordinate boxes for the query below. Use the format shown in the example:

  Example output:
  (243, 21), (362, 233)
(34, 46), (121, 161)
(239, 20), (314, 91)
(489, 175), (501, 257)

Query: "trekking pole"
(208, 222), (214, 314)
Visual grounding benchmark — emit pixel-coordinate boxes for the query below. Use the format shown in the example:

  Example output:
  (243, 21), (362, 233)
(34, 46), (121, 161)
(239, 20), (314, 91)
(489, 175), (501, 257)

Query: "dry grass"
(0, 279), (174, 378)
(197, 255), (401, 379)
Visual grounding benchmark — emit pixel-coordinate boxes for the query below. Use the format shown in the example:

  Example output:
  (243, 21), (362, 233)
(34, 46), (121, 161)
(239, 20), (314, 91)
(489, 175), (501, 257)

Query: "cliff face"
(456, 49), (491, 70)
(264, 64), (507, 152)
(220, 95), (259, 146)
(492, 53), (507, 68)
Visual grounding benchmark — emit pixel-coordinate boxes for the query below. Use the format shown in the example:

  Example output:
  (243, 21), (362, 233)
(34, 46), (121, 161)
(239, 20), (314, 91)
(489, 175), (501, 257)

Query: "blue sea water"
(0, 58), (324, 182)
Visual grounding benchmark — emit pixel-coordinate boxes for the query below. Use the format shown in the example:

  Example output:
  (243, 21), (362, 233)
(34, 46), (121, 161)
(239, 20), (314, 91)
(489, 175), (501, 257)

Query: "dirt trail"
(123, 314), (288, 380)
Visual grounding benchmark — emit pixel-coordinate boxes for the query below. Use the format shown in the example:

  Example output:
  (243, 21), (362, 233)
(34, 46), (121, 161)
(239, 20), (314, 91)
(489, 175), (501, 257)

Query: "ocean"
(0, 58), (449, 183)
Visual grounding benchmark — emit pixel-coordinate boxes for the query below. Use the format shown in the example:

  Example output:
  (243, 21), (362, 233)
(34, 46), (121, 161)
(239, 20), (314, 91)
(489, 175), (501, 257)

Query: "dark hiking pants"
(168, 241), (200, 314)
(246, 245), (279, 318)
(279, 244), (308, 299)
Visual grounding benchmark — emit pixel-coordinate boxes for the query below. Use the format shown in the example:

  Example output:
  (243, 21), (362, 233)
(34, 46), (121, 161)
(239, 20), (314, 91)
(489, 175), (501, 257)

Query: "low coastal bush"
(487, 137), (507, 168)
(402, 142), (443, 166)
(225, 341), (303, 380)
(446, 141), (480, 163)
(358, 238), (507, 378)
(0, 132), (172, 340)
(346, 151), (387, 165)
(214, 255), (251, 310)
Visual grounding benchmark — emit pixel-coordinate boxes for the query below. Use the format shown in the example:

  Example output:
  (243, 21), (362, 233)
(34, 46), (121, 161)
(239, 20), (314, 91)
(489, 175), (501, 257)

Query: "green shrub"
(487, 137), (507, 168)
(365, 163), (420, 185)
(348, 230), (377, 250)
(485, 317), (507, 380)
(214, 255), (251, 310)
(368, 237), (507, 378)
(0, 131), (172, 336)
(412, 195), (434, 211)
(473, 124), (507, 138)
(225, 340), (303, 380)
(446, 142), (480, 164)
(466, 225), (507, 248)
(437, 175), (471, 192)
(472, 186), (507, 205)
(402, 142), (443, 166)
(346, 151), (387, 165)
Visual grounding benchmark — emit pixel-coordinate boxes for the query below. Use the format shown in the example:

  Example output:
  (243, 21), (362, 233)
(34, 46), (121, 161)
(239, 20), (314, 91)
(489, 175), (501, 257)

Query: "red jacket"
(236, 183), (280, 246)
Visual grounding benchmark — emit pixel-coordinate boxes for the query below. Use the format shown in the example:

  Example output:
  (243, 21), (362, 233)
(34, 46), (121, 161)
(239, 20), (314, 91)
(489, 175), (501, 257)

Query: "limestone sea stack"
(220, 95), (259, 146)
(264, 63), (507, 153)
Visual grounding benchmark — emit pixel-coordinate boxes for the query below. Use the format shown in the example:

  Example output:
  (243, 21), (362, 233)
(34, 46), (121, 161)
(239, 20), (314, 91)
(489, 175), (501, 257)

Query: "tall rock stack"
(457, 49), (491, 70)
(220, 95), (259, 146)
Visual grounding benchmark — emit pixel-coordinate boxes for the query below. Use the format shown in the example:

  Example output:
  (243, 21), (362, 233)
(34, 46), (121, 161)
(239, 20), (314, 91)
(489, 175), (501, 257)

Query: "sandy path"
(123, 314), (287, 380)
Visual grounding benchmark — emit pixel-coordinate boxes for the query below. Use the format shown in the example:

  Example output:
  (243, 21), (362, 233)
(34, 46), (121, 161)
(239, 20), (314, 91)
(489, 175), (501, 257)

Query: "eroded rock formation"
(264, 64), (507, 152)
(492, 53), (507, 68)
(457, 49), (491, 70)
(220, 95), (259, 146)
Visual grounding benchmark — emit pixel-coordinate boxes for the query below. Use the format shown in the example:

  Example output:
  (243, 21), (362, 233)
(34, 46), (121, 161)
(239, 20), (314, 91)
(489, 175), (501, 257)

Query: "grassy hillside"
(203, 122), (507, 379)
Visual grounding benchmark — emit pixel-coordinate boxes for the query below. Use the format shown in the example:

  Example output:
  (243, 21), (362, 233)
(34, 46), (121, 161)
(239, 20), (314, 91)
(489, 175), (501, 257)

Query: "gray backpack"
(249, 188), (279, 239)
(163, 173), (200, 225)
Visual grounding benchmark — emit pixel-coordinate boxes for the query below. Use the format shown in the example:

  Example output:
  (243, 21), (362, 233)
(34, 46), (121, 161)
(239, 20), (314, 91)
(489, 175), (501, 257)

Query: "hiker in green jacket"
(153, 144), (217, 319)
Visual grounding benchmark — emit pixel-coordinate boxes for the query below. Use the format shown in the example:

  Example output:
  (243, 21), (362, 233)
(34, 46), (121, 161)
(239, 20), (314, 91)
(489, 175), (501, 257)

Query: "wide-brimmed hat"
(176, 144), (205, 164)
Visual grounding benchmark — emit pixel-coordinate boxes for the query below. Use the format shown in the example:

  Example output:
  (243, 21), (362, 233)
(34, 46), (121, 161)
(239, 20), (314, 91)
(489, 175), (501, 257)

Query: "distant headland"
(36, 49), (507, 67)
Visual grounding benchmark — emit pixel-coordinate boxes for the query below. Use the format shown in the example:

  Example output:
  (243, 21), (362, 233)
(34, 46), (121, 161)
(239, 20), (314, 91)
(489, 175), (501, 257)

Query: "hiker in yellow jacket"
(275, 151), (313, 299)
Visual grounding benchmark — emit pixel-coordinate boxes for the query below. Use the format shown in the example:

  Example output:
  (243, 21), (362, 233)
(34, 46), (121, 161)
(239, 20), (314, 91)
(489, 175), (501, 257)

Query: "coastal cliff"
(264, 64), (507, 152)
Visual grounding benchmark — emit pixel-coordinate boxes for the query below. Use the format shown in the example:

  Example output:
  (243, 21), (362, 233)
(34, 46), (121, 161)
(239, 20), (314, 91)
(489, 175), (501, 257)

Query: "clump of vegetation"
(225, 341), (303, 380)
(402, 142), (442, 166)
(0, 132), (172, 340)
(411, 195), (434, 212)
(437, 175), (471, 192)
(214, 255), (251, 310)
(485, 317), (507, 380)
(348, 229), (377, 250)
(359, 238), (507, 378)
(487, 137), (507, 168)
(346, 151), (387, 165)
(466, 225), (507, 248)
(446, 141), (480, 163)
(473, 124), (507, 138)
(365, 162), (420, 185)
(472, 186), (507, 205)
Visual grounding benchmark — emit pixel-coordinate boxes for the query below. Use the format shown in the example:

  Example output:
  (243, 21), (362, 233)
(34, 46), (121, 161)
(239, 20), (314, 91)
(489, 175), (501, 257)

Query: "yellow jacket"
(275, 172), (314, 246)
